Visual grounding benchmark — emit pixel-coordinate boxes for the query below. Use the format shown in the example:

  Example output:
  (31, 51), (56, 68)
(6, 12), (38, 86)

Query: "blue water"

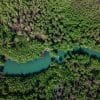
(3, 47), (100, 75)
(4, 52), (51, 74)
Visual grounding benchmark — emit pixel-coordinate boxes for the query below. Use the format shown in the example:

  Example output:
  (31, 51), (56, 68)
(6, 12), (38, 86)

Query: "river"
(2, 47), (100, 75)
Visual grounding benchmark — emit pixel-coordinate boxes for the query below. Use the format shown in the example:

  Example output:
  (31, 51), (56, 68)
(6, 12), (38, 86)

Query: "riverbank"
(0, 47), (99, 99)
(1, 47), (99, 75)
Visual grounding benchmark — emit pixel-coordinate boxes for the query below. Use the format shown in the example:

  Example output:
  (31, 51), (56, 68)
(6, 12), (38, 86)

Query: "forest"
(0, 53), (100, 99)
(0, 0), (100, 62)
(0, 0), (100, 99)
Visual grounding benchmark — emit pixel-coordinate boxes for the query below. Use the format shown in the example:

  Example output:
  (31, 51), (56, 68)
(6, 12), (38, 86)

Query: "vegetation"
(0, 0), (100, 62)
(0, 53), (100, 99)
(0, 0), (100, 99)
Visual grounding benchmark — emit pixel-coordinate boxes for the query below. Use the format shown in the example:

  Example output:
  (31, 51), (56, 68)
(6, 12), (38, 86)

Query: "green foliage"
(0, 0), (100, 62)
(0, 0), (100, 99)
(0, 54), (100, 99)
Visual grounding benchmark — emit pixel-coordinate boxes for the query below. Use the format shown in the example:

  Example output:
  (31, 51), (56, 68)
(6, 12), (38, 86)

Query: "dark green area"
(0, 53), (100, 99)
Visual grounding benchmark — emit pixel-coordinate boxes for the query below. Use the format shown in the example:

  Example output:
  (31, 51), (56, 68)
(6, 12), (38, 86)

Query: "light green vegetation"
(0, 0), (100, 62)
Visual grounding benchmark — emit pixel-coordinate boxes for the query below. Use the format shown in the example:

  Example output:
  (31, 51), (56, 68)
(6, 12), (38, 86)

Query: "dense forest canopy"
(0, 0), (100, 99)
(0, 0), (100, 62)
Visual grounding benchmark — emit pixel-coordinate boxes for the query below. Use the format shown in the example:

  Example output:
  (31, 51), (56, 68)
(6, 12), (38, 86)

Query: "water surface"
(3, 47), (100, 75)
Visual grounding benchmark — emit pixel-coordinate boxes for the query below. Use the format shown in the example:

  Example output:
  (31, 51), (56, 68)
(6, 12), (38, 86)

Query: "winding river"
(1, 47), (100, 75)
